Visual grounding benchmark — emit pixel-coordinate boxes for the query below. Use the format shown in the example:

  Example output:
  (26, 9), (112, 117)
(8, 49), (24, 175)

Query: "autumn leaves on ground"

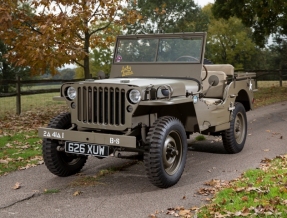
(0, 105), (68, 176)
(1, 86), (287, 217)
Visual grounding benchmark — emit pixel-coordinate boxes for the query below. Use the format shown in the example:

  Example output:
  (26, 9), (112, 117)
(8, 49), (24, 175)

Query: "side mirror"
(208, 75), (219, 86)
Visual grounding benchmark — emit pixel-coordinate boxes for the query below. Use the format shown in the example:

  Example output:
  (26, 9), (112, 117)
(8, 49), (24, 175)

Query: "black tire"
(144, 116), (187, 188)
(42, 113), (87, 177)
(222, 102), (247, 154)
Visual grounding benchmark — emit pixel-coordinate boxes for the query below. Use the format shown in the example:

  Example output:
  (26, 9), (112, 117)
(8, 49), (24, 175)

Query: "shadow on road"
(188, 140), (227, 154)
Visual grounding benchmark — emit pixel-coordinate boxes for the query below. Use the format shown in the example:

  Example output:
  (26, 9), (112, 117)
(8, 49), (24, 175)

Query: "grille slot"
(77, 85), (126, 126)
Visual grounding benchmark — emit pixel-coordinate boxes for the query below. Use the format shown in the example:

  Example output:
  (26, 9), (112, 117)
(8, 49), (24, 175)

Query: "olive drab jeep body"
(38, 32), (256, 188)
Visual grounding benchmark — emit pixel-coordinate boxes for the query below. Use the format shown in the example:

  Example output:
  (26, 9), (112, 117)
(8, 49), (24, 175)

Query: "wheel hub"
(234, 112), (245, 143)
(163, 136), (177, 169)
(162, 131), (183, 175)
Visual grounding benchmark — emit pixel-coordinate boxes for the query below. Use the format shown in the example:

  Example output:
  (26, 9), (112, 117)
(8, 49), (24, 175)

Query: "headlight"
(129, 89), (141, 104)
(67, 87), (77, 100)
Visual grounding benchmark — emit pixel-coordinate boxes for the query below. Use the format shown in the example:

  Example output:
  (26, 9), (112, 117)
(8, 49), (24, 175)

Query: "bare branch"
(88, 3), (101, 22)
(74, 59), (84, 68)
(22, 21), (43, 35)
(56, 2), (64, 14)
(90, 19), (113, 35)
(76, 32), (85, 41)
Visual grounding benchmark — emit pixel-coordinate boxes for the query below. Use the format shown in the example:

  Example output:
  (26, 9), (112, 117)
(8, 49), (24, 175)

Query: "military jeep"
(38, 32), (255, 188)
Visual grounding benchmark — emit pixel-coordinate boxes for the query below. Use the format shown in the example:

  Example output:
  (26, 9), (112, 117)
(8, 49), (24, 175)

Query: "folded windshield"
(114, 37), (203, 63)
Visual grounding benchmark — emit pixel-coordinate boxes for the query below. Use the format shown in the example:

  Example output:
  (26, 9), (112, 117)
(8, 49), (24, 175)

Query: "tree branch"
(88, 3), (101, 22)
(90, 19), (113, 35)
(76, 32), (85, 41)
(22, 21), (43, 35)
(56, 2), (64, 14)
(74, 59), (84, 68)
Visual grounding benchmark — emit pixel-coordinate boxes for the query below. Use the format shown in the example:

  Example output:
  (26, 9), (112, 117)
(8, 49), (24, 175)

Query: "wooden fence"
(0, 70), (287, 115)
(0, 77), (83, 115)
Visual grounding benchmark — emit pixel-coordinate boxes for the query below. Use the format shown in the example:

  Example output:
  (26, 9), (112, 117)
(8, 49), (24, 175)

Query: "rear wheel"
(222, 103), (247, 154)
(144, 116), (187, 188)
(42, 113), (87, 176)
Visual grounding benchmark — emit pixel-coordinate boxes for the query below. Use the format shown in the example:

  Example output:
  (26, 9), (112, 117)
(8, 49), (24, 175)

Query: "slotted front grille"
(77, 85), (126, 126)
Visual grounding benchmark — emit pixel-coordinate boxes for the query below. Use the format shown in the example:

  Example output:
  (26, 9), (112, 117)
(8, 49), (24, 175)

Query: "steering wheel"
(202, 65), (208, 81)
(175, 55), (199, 62)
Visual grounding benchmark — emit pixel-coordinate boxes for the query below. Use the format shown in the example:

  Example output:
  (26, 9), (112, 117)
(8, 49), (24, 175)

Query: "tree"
(268, 36), (287, 70)
(53, 68), (76, 80)
(126, 0), (209, 34)
(0, 0), (136, 78)
(203, 4), (258, 69)
(212, 0), (287, 47)
(0, 41), (30, 93)
(74, 22), (121, 79)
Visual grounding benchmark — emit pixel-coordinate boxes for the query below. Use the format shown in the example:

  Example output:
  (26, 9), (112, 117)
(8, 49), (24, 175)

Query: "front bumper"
(38, 127), (136, 148)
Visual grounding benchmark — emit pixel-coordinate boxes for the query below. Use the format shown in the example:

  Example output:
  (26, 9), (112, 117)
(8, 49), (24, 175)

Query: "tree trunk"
(84, 31), (90, 79)
(1, 62), (9, 93)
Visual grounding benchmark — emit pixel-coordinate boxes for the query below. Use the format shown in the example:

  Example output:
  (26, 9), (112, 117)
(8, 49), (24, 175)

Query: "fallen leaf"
(235, 187), (245, 192)
(263, 149), (270, 152)
(73, 191), (82, 196)
(5, 143), (13, 148)
(166, 210), (175, 215)
(179, 209), (191, 216)
(241, 196), (248, 201)
(12, 182), (21, 190)
(0, 159), (9, 164)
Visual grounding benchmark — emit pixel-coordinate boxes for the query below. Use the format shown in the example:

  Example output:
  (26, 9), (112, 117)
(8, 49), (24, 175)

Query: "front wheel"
(42, 113), (87, 177)
(144, 116), (187, 188)
(222, 103), (247, 154)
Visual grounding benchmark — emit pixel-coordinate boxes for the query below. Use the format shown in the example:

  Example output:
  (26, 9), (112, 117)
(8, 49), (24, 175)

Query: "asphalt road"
(0, 102), (287, 218)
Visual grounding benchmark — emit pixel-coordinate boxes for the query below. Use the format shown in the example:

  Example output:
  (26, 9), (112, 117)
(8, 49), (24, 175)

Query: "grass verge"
(0, 131), (43, 176)
(196, 155), (287, 217)
(0, 92), (65, 117)
(254, 86), (287, 108)
(0, 104), (68, 176)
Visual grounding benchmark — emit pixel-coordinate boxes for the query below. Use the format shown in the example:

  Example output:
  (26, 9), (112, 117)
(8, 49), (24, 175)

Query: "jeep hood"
(82, 78), (199, 95)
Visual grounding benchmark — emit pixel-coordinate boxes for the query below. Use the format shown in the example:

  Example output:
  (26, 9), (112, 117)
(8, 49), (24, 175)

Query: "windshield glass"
(115, 37), (203, 63)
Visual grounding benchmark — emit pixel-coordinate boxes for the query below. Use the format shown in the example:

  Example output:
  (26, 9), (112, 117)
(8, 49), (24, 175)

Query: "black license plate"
(65, 142), (109, 157)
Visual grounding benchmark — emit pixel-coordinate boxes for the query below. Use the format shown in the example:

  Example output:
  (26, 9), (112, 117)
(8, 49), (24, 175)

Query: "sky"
(197, 0), (215, 7)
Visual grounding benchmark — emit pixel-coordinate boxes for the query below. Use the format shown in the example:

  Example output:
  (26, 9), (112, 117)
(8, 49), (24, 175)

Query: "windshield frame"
(113, 33), (206, 65)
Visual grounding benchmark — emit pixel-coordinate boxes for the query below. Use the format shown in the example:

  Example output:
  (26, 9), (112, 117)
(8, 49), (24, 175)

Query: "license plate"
(65, 142), (109, 157)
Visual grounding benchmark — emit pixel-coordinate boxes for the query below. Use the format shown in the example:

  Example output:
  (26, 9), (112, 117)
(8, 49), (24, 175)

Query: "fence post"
(16, 76), (21, 115)
(279, 70), (282, 87)
(255, 71), (258, 88)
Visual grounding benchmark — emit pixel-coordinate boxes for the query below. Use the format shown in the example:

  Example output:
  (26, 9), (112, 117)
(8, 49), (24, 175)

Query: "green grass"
(0, 92), (65, 117)
(254, 86), (287, 108)
(21, 84), (61, 91)
(0, 131), (42, 176)
(44, 189), (60, 194)
(257, 80), (287, 88)
(195, 135), (206, 141)
(197, 156), (287, 217)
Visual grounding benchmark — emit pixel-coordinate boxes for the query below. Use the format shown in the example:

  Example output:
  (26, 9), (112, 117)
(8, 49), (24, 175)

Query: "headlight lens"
(129, 89), (141, 104)
(67, 87), (77, 100)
